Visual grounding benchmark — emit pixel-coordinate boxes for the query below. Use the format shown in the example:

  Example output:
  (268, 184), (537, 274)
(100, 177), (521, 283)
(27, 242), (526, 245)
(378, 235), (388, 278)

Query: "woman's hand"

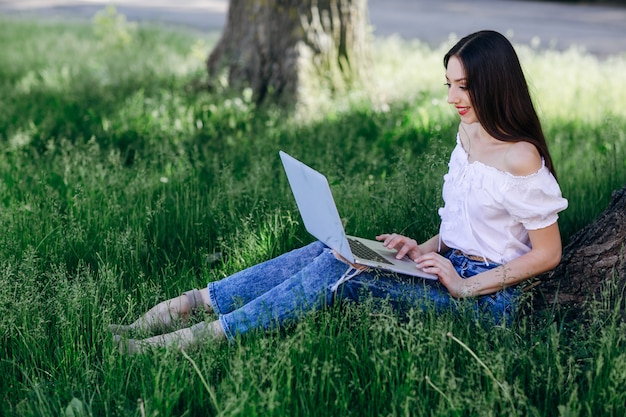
(377, 233), (473, 298)
(376, 233), (423, 261)
(415, 252), (473, 298)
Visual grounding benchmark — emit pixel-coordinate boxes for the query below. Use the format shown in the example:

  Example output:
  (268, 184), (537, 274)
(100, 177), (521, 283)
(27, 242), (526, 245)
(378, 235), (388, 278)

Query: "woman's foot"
(109, 288), (213, 338)
(109, 324), (133, 335)
(113, 331), (191, 355)
(113, 335), (142, 355)
(113, 320), (225, 355)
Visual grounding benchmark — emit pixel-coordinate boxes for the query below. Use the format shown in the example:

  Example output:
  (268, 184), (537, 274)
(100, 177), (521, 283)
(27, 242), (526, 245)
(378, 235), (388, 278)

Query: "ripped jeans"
(207, 241), (520, 341)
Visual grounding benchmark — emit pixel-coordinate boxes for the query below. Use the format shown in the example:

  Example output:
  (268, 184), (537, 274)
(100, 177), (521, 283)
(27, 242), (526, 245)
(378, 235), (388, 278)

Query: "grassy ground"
(1, 9), (626, 417)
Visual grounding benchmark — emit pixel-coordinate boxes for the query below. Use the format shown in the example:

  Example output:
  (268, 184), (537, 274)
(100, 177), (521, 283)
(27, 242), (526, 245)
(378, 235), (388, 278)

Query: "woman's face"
(445, 56), (478, 124)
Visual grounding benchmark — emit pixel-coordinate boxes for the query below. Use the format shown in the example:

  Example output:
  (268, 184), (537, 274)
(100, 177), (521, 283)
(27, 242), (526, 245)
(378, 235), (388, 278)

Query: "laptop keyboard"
(348, 238), (393, 265)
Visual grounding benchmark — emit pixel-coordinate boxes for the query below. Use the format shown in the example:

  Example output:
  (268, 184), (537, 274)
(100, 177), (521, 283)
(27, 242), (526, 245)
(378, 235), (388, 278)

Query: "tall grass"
(0, 9), (625, 416)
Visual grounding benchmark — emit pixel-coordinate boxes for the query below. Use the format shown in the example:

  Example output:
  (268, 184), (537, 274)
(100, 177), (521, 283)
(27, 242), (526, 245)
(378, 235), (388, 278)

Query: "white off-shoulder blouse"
(438, 134), (568, 264)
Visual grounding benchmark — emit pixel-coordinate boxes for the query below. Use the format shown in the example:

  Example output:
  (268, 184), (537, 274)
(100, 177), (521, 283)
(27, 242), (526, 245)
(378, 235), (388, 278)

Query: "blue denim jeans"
(208, 241), (520, 341)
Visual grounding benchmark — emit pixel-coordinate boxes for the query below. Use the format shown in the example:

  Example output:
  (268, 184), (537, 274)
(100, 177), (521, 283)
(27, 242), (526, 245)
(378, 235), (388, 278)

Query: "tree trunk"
(532, 184), (626, 313)
(206, 0), (371, 106)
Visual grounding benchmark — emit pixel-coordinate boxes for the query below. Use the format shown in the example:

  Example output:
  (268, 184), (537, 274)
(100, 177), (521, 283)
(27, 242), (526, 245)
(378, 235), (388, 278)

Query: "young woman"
(111, 30), (568, 354)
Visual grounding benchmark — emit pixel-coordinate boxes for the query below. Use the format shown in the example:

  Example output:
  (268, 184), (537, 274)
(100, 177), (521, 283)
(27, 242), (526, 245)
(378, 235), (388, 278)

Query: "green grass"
(1, 9), (626, 417)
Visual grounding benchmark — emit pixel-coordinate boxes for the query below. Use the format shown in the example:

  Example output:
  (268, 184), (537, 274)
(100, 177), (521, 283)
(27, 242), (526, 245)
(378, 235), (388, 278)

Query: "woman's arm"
(416, 222), (563, 298)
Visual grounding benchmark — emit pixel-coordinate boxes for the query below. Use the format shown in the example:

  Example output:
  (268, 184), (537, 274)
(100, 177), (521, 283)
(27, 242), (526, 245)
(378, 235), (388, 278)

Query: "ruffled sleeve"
(500, 166), (568, 230)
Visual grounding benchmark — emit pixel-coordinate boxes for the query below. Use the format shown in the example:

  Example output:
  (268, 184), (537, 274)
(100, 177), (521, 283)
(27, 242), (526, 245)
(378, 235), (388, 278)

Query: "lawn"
(1, 8), (626, 417)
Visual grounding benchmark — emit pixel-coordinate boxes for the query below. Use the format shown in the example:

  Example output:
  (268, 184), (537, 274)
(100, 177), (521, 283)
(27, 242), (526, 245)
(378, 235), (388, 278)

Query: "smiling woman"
(444, 31), (557, 177)
(110, 30), (568, 355)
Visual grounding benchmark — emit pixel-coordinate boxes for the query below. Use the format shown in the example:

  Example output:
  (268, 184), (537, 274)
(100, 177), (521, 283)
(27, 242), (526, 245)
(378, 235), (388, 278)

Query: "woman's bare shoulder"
(504, 141), (542, 176)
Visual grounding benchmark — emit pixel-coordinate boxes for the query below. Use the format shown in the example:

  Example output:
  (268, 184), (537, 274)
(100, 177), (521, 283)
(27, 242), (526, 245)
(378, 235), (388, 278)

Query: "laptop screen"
(279, 151), (355, 263)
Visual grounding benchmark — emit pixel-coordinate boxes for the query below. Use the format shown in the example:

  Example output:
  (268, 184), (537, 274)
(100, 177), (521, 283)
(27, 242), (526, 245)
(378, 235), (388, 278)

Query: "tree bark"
(532, 184), (626, 312)
(206, 0), (371, 105)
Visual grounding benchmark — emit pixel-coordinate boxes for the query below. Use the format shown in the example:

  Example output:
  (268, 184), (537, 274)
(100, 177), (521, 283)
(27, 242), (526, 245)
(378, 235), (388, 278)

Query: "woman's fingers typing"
(376, 233), (420, 260)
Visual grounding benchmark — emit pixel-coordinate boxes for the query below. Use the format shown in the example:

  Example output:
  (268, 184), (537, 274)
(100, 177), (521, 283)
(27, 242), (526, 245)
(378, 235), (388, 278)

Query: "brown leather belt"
(452, 249), (493, 263)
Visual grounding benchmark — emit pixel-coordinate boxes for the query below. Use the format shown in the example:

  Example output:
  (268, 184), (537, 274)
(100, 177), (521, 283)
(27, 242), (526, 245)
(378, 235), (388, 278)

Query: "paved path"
(1, 0), (625, 57)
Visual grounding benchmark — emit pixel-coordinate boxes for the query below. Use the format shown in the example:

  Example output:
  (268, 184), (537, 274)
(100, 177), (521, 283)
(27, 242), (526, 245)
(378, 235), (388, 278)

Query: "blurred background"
(1, 0), (625, 58)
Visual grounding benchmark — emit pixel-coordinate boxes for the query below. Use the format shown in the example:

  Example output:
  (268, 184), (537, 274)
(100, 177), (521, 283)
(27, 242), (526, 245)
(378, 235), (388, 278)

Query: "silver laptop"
(279, 151), (437, 280)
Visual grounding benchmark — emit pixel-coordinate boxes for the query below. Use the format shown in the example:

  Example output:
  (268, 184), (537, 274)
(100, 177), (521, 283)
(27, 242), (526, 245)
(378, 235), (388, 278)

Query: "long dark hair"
(444, 30), (557, 177)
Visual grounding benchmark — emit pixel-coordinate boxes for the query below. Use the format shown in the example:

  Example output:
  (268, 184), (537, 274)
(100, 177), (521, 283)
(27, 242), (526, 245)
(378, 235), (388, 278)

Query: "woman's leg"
(213, 248), (476, 341)
(109, 288), (211, 336)
(110, 241), (327, 337)
(338, 270), (458, 313)
(217, 246), (351, 340)
(339, 252), (518, 325)
(208, 241), (327, 315)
